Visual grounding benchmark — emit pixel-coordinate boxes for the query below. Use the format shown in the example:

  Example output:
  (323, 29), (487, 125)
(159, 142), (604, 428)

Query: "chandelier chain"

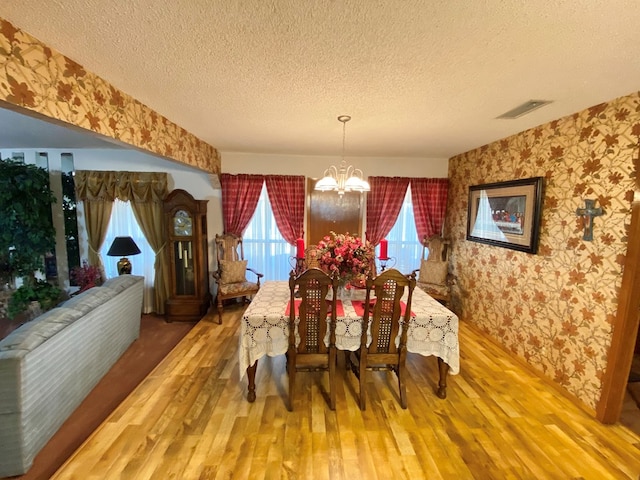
(338, 115), (350, 163)
(342, 119), (346, 162)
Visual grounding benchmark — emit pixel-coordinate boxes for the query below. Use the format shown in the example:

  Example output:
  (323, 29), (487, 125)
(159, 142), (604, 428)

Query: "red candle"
(379, 238), (388, 259)
(296, 238), (305, 258)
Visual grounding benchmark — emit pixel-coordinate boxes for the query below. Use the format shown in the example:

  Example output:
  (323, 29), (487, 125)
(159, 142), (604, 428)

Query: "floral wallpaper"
(0, 18), (220, 174)
(447, 91), (640, 410)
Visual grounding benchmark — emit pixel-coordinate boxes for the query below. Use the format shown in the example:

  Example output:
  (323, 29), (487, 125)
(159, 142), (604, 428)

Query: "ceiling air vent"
(497, 100), (552, 119)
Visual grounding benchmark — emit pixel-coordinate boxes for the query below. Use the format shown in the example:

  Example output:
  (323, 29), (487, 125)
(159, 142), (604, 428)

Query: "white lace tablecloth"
(239, 281), (459, 378)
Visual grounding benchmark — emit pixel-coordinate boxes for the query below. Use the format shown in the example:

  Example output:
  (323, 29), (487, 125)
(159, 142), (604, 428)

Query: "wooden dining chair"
(287, 268), (338, 411)
(347, 268), (416, 410)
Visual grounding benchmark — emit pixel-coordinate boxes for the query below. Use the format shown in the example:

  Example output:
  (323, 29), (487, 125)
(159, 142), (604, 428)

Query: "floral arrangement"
(70, 260), (103, 292)
(316, 231), (375, 287)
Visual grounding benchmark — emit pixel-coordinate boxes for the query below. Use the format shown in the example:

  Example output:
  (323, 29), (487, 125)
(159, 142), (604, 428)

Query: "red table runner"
(285, 299), (345, 317)
(351, 300), (413, 317)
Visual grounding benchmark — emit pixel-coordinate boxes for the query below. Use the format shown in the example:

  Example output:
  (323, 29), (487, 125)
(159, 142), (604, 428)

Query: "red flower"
(70, 260), (103, 292)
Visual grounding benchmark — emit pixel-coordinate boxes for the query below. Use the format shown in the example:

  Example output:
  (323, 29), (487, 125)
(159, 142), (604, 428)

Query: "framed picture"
(466, 177), (543, 254)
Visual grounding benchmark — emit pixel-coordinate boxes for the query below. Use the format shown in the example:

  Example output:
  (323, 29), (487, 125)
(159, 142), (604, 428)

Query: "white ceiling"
(1, 0), (640, 159)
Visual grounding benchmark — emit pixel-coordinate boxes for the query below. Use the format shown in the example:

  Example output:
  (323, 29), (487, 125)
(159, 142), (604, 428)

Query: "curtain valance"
(74, 171), (168, 203)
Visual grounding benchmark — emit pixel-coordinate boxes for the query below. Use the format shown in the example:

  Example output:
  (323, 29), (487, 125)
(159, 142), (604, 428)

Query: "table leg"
(247, 360), (258, 402)
(436, 357), (449, 399)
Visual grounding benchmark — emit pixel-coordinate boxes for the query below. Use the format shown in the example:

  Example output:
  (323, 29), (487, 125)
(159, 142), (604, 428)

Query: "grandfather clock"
(164, 189), (211, 322)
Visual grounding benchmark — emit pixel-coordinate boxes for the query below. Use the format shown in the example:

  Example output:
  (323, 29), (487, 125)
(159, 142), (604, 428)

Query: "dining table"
(239, 280), (459, 402)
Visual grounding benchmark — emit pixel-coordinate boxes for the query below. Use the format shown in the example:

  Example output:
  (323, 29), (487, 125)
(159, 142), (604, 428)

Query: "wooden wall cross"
(576, 199), (604, 241)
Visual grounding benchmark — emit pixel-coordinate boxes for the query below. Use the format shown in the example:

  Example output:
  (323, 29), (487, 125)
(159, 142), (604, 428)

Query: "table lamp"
(106, 236), (141, 275)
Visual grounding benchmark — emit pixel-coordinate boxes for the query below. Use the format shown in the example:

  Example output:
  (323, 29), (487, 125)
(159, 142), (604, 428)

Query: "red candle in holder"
(296, 238), (305, 258)
(379, 238), (388, 259)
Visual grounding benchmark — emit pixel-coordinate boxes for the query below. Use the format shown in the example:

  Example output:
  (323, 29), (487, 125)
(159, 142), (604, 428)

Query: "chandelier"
(314, 115), (370, 196)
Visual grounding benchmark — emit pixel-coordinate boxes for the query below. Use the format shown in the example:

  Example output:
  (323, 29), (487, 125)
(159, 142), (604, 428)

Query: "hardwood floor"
(3, 314), (194, 480)
(52, 303), (640, 479)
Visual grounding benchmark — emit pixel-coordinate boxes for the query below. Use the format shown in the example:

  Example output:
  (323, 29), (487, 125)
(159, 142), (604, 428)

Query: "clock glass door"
(173, 209), (195, 296)
(173, 240), (195, 295)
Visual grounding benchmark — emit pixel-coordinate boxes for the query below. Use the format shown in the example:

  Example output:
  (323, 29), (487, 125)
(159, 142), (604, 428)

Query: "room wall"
(222, 152), (449, 178)
(447, 91), (640, 410)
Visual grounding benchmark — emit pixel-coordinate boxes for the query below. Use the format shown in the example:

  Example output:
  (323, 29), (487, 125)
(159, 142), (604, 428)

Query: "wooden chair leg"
(329, 348), (336, 410)
(216, 296), (223, 324)
(288, 351), (296, 411)
(398, 351), (407, 408)
(398, 368), (407, 409)
(359, 351), (367, 411)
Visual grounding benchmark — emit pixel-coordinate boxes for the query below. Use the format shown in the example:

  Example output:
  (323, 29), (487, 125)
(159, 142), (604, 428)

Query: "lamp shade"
(106, 236), (141, 257)
(315, 175), (338, 191)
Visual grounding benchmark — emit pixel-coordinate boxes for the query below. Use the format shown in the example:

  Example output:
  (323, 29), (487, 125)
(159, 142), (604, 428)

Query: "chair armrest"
(211, 271), (222, 282)
(246, 268), (263, 278)
(246, 268), (264, 286)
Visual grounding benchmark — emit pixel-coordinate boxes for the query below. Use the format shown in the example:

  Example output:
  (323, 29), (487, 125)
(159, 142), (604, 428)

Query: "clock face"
(173, 210), (193, 236)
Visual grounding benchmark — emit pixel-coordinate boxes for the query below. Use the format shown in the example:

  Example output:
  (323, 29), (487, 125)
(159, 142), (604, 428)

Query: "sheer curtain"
(384, 185), (422, 275)
(99, 199), (156, 312)
(243, 184), (292, 281)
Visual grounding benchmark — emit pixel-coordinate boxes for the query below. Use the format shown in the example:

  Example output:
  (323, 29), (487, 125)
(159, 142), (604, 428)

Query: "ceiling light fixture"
(314, 115), (370, 196)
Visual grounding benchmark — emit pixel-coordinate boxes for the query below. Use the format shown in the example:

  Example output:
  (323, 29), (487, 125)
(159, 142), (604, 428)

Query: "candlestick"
(289, 256), (306, 277)
(296, 238), (305, 259)
(377, 256), (396, 272)
(379, 238), (388, 259)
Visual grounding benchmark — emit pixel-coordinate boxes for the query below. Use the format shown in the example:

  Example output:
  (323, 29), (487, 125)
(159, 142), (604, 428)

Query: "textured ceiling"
(1, 0), (640, 158)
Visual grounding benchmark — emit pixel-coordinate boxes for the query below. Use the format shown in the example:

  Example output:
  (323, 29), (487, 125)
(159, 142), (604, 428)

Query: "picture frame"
(466, 177), (544, 254)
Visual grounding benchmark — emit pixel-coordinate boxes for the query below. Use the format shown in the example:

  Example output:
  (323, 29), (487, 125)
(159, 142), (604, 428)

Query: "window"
(243, 183), (423, 280)
(100, 199), (155, 312)
(383, 185), (423, 275)
(243, 184), (292, 281)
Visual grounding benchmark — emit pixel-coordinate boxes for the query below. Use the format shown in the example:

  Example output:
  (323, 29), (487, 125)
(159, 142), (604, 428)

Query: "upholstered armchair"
(413, 235), (454, 307)
(212, 234), (263, 324)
